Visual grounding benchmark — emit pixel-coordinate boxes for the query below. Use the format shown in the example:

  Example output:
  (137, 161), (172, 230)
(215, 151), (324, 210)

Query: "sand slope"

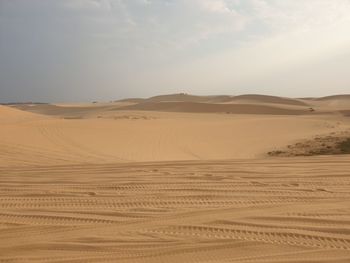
(0, 105), (45, 122)
(1, 106), (348, 166)
(12, 102), (130, 118)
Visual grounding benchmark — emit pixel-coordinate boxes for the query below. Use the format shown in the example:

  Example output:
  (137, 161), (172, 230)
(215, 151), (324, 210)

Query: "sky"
(1, 0), (350, 102)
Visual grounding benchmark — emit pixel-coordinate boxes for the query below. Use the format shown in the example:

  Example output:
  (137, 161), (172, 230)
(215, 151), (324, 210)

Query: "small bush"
(339, 138), (350, 154)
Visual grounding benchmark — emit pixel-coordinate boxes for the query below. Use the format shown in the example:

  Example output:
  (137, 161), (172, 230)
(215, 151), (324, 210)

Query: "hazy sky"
(1, 0), (350, 102)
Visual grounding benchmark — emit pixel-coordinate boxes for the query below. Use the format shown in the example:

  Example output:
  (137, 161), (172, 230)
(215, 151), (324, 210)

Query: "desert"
(1, 94), (350, 262)
(2, 1), (350, 261)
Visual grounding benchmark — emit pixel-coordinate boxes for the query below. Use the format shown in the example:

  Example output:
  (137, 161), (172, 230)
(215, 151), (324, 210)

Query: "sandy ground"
(1, 94), (350, 262)
(1, 158), (350, 262)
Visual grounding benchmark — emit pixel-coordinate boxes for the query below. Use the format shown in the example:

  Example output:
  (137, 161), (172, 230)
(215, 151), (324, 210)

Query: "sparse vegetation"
(268, 133), (350, 157)
(268, 150), (286, 156)
(339, 138), (350, 154)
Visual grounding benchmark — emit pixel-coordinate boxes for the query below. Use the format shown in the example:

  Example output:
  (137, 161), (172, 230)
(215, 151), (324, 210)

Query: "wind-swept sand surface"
(1, 158), (350, 262)
(1, 94), (350, 262)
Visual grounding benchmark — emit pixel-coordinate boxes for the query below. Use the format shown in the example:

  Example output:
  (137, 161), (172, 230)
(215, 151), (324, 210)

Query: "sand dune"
(308, 95), (350, 110)
(116, 98), (146, 103)
(144, 93), (212, 103)
(12, 102), (130, 118)
(121, 93), (234, 103)
(1, 107), (348, 166)
(1, 95), (350, 262)
(119, 93), (309, 106)
(315, 94), (350, 101)
(226, 94), (309, 106)
(0, 105), (46, 123)
(12, 93), (347, 118)
(0, 104), (39, 118)
(117, 101), (311, 114)
(2, 98), (350, 167)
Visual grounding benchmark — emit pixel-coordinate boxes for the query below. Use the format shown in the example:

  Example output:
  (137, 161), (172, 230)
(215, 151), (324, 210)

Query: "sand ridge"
(1, 107), (349, 166)
(0, 105), (45, 120)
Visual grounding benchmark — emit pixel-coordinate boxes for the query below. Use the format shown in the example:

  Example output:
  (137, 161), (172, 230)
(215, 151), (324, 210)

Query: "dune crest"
(0, 105), (45, 123)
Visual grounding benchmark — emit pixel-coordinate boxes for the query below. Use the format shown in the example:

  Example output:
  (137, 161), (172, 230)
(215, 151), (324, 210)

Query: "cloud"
(1, 0), (350, 102)
(196, 0), (231, 13)
(127, 0), (350, 95)
(62, 0), (102, 9)
(250, 0), (350, 33)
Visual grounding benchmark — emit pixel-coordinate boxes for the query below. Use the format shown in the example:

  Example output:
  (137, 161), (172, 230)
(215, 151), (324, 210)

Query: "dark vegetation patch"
(339, 138), (350, 154)
(340, 110), (350, 117)
(268, 132), (350, 157)
(63, 116), (83, 120)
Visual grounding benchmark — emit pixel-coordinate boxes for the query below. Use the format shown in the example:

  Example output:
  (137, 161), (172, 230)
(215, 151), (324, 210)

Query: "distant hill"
(9, 93), (350, 117)
(117, 101), (309, 115)
(226, 94), (309, 106)
(117, 93), (308, 106)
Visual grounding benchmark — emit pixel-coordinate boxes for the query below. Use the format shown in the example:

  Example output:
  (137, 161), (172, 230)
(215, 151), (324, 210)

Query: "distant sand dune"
(225, 94), (309, 106)
(12, 93), (350, 118)
(144, 93), (212, 103)
(117, 93), (309, 106)
(117, 101), (310, 114)
(315, 94), (350, 101)
(309, 94), (350, 110)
